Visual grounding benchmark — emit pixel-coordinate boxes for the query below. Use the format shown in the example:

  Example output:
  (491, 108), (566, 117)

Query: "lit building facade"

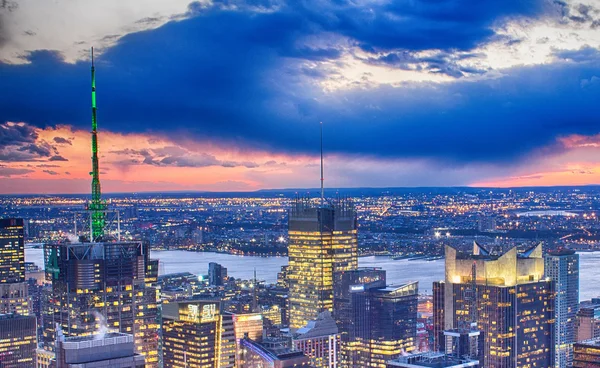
(433, 280), (445, 352)
(162, 300), (236, 368)
(441, 243), (554, 368)
(41, 241), (159, 367)
(544, 249), (579, 367)
(0, 314), (37, 368)
(0, 218), (29, 316)
(346, 282), (418, 368)
(572, 337), (600, 367)
(288, 199), (358, 330)
(293, 311), (340, 368)
(577, 298), (600, 341)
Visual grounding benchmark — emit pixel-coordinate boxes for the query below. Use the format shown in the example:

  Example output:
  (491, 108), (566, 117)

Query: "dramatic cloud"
(1, 0), (600, 192)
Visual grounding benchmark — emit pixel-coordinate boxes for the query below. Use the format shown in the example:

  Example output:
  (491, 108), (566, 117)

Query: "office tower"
(0, 314), (37, 367)
(162, 300), (236, 368)
(577, 298), (600, 341)
(209, 262), (228, 286)
(386, 352), (480, 368)
(239, 337), (312, 368)
(432, 281), (445, 351)
(346, 282), (418, 368)
(292, 311), (340, 368)
(441, 243), (554, 368)
(0, 218), (29, 315)
(573, 337), (600, 367)
(277, 265), (289, 289)
(333, 267), (386, 338)
(41, 241), (159, 367)
(223, 312), (264, 367)
(37, 348), (55, 368)
(55, 332), (145, 368)
(545, 248), (580, 367)
(220, 313), (237, 368)
(287, 197), (358, 330)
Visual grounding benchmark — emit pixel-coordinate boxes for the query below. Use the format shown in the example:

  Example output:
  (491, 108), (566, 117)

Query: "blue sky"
(1, 0), (600, 193)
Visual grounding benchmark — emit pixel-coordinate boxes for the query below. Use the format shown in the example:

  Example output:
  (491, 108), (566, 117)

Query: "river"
(25, 249), (600, 300)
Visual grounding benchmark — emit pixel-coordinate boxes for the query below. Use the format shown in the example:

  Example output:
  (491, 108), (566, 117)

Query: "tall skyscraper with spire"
(287, 124), (358, 330)
(41, 50), (160, 367)
(87, 48), (106, 242)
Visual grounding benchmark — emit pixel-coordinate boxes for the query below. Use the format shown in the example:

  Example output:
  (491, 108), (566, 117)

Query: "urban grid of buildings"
(0, 49), (599, 368)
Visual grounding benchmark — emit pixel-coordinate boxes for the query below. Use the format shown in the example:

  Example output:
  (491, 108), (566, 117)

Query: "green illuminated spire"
(88, 47), (105, 241)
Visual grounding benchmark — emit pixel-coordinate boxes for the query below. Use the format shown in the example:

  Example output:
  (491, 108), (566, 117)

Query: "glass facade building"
(442, 243), (554, 368)
(346, 282), (418, 368)
(287, 198), (358, 330)
(0, 218), (29, 316)
(41, 241), (159, 367)
(544, 249), (579, 368)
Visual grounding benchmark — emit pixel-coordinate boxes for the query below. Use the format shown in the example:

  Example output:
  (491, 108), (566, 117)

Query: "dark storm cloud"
(53, 136), (72, 145)
(112, 146), (259, 168)
(0, 0), (597, 166)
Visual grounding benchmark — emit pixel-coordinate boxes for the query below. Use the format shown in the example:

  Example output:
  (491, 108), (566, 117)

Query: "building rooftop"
(388, 352), (479, 368)
(576, 337), (600, 347)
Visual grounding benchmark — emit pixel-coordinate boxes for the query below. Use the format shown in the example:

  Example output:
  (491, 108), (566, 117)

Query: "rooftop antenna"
(87, 47), (106, 241)
(320, 122), (324, 207)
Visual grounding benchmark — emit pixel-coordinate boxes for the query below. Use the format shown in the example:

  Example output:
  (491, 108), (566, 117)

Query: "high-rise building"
(162, 300), (236, 368)
(239, 337), (312, 368)
(55, 332), (145, 368)
(577, 298), (600, 341)
(432, 280), (445, 352)
(0, 314), (37, 367)
(223, 312), (264, 367)
(208, 262), (228, 286)
(0, 218), (29, 316)
(287, 198), (358, 330)
(440, 243), (554, 368)
(572, 337), (600, 367)
(333, 267), (386, 339)
(41, 241), (159, 367)
(545, 248), (579, 367)
(345, 282), (418, 368)
(292, 311), (340, 368)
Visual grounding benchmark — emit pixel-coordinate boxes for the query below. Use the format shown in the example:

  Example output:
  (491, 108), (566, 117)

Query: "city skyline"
(1, 0), (600, 193)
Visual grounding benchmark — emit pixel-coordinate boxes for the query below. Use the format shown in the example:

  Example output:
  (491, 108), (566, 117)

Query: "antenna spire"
(88, 47), (105, 241)
(320, 122), (324, 206)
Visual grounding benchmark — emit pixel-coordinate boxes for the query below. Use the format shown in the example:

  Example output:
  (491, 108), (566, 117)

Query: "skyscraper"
(0, 314), (37, 367)
(346, 282), (418, 368)
(41, 241), (159, 367)
(440, 243), (554, 368)
(162, 300), (236, 368)
(287, 197), (358, 330)
(545, 248), (580, 367)
(0, 218), (29, 315)
(208, 262), (228, 286)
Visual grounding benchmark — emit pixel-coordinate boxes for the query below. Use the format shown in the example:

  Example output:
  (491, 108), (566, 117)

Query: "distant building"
(346, 282), (418, 368)
(439, 243), (554, 368)
(573, 337), (600, 367)
(292, 311), (340, 368)
(239, 337), (312, 368)
(432, 281), (445, 352)
(386, 352), (480, 368)
(287, 198), (358, 330)
(41, 241), (159, 367)
(276, 265), (289, 289)
(55, 332), (145, 368)
(208, 262), (227, 286)
(162, 300), (236, 368)
(0, 218), (29, 316)
(577, 298), (600, 341)
(0, 313), (37, 368)
(545, 248), (579, 367)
